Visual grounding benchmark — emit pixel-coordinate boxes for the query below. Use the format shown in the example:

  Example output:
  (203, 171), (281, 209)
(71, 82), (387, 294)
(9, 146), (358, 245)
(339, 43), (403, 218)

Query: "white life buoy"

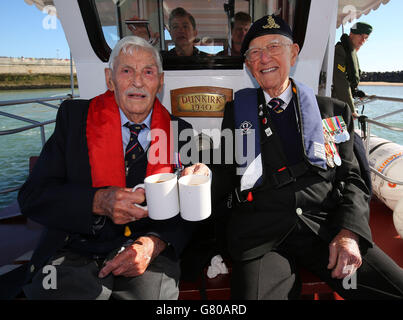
(366, 135), (403, 238)
(368, 136), (403, 211)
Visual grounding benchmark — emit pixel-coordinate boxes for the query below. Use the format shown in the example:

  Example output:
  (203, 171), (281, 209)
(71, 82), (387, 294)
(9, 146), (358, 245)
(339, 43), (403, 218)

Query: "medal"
(323, 131), (335, 168)
(333, 153), (342, 166)
(329, 117), (343, 144)
(323, 118), (335, 142)
(323, 122), (342, 167)
(333, 117), (345, 143)
(323, 117), (350, 144)
(344, 130), (350, 141)
(334, 131), (342, 144)
(328, 138), (342, 167)
(336, 116), (350, 143)
(325, 143), (335, 167)
(326, 150), (335, 167)
(327, 155), (335, 168)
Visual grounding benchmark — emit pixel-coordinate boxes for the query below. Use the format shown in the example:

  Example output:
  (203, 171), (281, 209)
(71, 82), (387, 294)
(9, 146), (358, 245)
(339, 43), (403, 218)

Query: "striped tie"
(268, 98), (285, 114)
(124, 122), (146, 238)
(124, 122), (146, 177)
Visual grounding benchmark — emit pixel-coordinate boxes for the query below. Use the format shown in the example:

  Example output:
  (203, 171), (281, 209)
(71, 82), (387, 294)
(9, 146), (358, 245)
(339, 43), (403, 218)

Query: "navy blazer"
(211, 89), (372, 261)
(18, 98), (197, 280)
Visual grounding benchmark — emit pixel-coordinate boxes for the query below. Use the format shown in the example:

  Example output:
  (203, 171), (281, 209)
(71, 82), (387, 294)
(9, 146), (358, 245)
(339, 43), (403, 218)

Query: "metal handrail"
(0, 94), (78, 141)
(0, 94), (79, 195)
(0, 94), (76, 107)
(355, 94), (403, 107)
(358, 95), (403, 186)
(366, 118), (403, 132)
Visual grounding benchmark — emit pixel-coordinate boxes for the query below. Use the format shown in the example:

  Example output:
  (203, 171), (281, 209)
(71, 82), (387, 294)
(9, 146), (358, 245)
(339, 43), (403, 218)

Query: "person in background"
(211, 14), (403, 300)
(217, 11), (252, 56)
(165, 7), (207, 57)
(17, 36), (208, 300)
(332, 22), (372, 117)
(126, 16), (160, 46)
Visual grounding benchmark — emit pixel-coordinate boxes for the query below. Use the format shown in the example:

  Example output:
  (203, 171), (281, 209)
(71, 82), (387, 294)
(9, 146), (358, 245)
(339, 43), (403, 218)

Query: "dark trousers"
(23, 249), (180, 300)
(231, 220), (403, 300)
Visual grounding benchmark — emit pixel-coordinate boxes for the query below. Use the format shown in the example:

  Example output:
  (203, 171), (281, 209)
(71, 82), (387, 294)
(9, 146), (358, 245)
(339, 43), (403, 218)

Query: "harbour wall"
(0, 57), (77, 90)
(0, 57), (76, 74)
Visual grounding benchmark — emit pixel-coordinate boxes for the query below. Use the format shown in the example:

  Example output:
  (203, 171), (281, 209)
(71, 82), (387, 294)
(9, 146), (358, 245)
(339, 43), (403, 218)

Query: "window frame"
(79, 0), (311, 69)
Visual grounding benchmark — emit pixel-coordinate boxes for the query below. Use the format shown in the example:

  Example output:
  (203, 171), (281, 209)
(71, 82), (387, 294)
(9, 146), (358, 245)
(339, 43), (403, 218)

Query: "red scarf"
(86, 90), (173, 188)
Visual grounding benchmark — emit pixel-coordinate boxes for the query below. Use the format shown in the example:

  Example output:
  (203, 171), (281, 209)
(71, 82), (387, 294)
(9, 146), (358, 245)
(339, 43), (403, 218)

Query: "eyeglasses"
(245, 42), (292, 61)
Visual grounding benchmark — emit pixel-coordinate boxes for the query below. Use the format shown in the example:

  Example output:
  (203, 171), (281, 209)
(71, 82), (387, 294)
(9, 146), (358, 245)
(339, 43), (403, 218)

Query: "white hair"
(108, 36), (163, 73)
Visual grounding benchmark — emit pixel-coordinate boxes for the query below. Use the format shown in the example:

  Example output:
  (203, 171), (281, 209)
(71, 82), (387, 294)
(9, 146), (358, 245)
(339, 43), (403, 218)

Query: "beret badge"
(263, 15), (280, 29)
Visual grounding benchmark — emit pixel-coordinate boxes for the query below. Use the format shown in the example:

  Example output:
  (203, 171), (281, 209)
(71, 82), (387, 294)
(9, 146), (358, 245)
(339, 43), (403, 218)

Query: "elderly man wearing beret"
(211, 15), (403, 300)
(332, 22), (372, 117)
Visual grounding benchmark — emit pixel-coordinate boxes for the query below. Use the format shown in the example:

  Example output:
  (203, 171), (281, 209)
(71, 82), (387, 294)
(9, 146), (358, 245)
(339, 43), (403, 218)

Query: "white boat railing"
(357, 95), (403, 186)
(0, 94), (79, 195)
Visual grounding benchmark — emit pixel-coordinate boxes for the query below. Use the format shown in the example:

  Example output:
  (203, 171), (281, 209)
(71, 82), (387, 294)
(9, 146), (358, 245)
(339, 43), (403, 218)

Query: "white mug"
(132, 173), (179, 220)
(178, 175), (211, 221)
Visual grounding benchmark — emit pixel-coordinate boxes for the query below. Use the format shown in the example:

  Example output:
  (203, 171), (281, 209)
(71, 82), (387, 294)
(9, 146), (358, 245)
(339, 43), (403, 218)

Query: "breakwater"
(0, 57), (77, 90)
(0, 57), (76, 74)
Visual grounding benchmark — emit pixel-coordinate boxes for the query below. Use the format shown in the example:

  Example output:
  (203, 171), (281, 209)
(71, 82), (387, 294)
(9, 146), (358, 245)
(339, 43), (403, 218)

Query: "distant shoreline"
(0, 73), (77, 90)
(1, 76), (401, 90)
(360, 81), (403, 86)
(0, 84), (79, 90)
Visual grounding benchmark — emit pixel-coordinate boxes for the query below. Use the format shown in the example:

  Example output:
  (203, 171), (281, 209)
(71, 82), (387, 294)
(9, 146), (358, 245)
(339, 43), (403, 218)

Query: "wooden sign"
(170, 86), (233, 117)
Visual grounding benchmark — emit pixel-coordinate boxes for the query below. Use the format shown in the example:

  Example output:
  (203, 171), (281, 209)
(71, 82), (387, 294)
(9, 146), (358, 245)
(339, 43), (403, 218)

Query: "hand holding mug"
(92, 186), (148, 224)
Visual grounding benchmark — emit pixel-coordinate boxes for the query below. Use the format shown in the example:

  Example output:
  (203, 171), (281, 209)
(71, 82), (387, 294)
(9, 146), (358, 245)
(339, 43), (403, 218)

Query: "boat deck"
(0, 197), (401, 300)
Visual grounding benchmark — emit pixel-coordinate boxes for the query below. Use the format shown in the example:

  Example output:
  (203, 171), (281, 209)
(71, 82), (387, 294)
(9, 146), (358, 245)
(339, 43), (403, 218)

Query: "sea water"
(0, 88), (76, 210)
(0, 85), (402, 211)
(356, 85), (403, 144)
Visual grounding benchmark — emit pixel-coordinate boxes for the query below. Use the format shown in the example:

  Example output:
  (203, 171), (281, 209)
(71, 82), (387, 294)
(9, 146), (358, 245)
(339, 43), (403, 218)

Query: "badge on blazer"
(264, 126), (273, 137)
(240, 121), (253, 135)
(258, 104), (264, 117)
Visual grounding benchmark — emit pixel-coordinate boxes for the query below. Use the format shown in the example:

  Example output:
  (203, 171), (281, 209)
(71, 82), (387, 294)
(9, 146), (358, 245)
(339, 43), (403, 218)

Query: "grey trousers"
(23, 249), (180, 300)
(231, 220), (403, 300)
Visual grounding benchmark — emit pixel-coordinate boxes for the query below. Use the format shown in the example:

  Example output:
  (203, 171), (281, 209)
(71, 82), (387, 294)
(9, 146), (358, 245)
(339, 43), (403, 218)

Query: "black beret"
(240, 14), (293, 58)
(350, 22), (372, 35)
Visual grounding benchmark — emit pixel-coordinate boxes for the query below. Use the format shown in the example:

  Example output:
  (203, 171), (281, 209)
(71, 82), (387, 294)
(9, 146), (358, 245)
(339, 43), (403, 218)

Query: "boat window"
(84, 0), (310, 69)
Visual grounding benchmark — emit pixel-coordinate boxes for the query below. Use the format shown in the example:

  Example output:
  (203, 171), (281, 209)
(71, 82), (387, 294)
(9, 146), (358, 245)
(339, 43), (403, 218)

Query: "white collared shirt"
(119, 108), (152, 155)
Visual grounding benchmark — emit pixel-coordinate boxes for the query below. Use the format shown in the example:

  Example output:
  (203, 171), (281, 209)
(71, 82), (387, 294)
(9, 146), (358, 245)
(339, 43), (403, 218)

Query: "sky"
(0, 0), (402, 72)
(0, 1), (70, 59)
(335, 0), (403, 72)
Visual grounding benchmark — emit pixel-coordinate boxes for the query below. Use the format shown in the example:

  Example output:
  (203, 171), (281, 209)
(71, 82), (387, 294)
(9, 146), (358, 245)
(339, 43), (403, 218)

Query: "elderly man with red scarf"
(17, 36), (209, 300)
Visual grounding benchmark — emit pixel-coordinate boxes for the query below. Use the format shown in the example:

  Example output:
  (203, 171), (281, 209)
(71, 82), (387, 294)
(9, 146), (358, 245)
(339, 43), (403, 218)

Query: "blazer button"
(65, 235), (69, 242)
(296, 208), (303, 216)
(30, 265), (35, 273)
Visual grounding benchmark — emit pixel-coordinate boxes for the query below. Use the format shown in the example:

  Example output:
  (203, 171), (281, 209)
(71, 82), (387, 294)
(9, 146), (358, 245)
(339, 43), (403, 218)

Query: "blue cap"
(241, 14), (293, 58)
